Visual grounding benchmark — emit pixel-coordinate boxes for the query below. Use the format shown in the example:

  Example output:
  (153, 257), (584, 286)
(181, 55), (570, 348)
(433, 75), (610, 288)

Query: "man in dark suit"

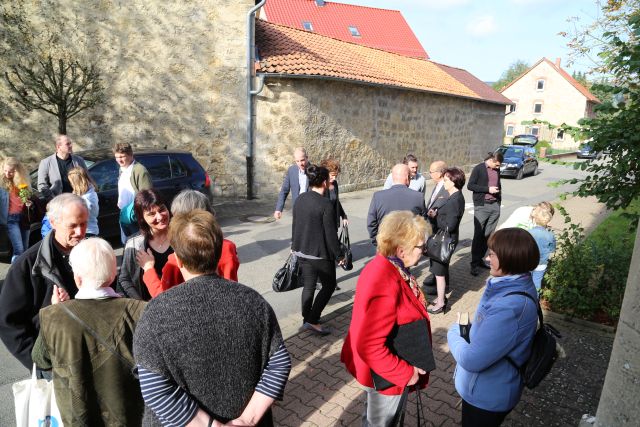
(274, 147), (308, 220)
(367, 164), (426, 243)
(468, 152), (504, 276)
(424, 160), (449, 291)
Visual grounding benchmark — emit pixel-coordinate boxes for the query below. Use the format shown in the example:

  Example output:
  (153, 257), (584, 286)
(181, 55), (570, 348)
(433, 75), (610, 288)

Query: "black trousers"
(471, 203), (500, 266)
(462, 400), (511, 427)
(299, 258), (336, 324)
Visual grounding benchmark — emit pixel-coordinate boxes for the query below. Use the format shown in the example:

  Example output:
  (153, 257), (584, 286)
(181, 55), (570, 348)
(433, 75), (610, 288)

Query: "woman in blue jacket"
(447, 228), (540, 426)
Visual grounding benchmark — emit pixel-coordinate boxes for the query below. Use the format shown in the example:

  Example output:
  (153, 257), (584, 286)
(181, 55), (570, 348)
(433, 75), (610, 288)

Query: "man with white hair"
(31, 238), (146, 425)
(0, 193), (88, 369)
(274, 146), (309, 220)
(37, 134), (88, 200)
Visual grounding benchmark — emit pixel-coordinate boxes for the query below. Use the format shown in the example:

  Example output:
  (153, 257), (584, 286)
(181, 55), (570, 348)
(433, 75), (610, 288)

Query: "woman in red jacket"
(341, 210), (432, 426)
(136, 190), (239, 296)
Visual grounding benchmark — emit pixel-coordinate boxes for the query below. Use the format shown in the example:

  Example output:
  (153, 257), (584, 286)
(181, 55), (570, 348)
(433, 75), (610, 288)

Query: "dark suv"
(1, 148), (211, 259)
(496, 134), (539, 179)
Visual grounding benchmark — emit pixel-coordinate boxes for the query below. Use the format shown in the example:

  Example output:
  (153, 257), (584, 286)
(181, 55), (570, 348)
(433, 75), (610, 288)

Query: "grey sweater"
(133, 274), (283, 426)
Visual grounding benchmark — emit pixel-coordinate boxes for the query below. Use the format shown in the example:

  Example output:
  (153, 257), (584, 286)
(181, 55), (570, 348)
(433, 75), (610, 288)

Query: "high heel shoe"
(427, 297), (448, 314)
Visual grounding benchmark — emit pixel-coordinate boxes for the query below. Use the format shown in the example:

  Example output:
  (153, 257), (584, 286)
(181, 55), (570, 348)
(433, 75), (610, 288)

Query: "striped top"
(138, 342), (291, 425)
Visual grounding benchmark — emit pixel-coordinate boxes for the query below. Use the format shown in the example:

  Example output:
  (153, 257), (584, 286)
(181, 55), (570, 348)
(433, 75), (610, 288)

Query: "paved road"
(0, 159), (592, 424)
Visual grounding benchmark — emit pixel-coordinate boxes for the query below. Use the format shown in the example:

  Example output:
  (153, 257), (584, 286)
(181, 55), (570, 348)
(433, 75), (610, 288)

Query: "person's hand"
(51, 285), (70, 305)
(489, 186), (500, 194)
(136, 249), (155, 272)
(427, 209), (437, 218)
(342, 218), (349, 226)
(337, 257), (346, 266)
(407, 366), (426, 386)
(274, 211), (282, 220)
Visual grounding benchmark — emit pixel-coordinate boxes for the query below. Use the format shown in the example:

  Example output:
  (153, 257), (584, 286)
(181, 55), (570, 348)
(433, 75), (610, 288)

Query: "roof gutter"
(246, 0), (267, 200)
(256, 72), (512, 107)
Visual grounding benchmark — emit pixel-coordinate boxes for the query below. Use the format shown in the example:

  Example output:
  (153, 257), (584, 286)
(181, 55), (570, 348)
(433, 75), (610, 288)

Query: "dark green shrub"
(542, 205), (635, 323)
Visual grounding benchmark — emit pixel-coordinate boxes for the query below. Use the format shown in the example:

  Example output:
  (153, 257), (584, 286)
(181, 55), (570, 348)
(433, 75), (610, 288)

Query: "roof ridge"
(321, 0), (404, 14)
(258, 19), (430, 62)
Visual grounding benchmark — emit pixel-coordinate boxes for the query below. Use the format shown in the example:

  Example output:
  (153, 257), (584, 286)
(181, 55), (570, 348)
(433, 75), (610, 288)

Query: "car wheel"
(516, 168), (524, 180)
(531, 164), (538, 176)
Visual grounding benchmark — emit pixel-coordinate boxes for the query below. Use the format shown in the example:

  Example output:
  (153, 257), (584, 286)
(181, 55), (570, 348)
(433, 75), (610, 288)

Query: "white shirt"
(117, 161), (136, 209)
(429, 181), (444, 207)
(298, 168), (308, 194)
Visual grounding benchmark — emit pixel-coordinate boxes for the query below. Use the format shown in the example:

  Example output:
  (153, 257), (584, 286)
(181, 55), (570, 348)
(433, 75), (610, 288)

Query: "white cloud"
(466, 15), (497, 37)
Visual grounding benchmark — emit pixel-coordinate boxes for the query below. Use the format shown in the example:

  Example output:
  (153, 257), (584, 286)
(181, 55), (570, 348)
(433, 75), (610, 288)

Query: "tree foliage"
(562, 1), (640, 211)
(0, 2), (103, 135)
(492, 60), (530, 91)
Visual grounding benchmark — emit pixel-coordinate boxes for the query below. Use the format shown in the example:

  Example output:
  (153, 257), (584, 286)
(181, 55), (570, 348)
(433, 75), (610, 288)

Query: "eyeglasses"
(414, 243), (426, 251)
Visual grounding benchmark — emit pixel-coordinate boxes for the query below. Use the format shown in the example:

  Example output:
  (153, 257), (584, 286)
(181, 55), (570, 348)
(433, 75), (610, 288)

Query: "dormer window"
(536, 79), (545, 91)
(315, 0), (326, 6)
(348, 26), (361, 37)
(302, 21), (313, 31)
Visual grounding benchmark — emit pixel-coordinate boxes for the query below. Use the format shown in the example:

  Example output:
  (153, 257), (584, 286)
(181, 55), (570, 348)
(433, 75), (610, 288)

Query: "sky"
(337, 0), (602, 82)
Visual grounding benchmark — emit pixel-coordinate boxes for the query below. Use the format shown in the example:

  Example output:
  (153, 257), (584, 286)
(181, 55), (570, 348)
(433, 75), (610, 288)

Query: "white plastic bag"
(12, 364), (64, 427)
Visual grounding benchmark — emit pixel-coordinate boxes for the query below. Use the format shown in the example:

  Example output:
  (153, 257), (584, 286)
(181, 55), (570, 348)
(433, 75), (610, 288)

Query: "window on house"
(557, 129), (565, 140)
(533, 102), (543, 114)
(531, 127), (540, 136)
(506, 125), (515, 136)
(536, 79), (545, 91)
(348, 26), (361, 37)
(509, 103), (517, 113)
(302, 21), (313, 31)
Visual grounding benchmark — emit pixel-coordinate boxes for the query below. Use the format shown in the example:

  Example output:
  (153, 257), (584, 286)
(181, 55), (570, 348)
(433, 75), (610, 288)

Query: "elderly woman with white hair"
(32, 238), (146, 426)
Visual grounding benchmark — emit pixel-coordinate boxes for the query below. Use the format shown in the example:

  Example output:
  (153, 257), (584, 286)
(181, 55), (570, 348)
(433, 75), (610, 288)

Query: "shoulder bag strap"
(60, 303), (136, 372)
(502, 290), (543, 371)
(390, 386), (410, 427)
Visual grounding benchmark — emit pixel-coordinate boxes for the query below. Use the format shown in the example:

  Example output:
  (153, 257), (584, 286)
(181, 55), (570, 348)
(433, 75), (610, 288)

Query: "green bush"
(542, 204), (638, 323)
(535, 140), (551, 156)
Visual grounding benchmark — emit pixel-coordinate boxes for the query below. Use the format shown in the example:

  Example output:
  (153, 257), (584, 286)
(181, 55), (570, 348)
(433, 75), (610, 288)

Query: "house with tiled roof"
(261, 0), (428, 59)
(500, 57), (600, 149)
(253, 20), (511, 190)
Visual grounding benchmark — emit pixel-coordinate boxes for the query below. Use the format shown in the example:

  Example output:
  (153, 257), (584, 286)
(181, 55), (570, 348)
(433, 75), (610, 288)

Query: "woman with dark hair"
(427, 167), (466, 314)
(118, 189), (172, 300)
(291, 164), (344, 335)
(319, 158), (348, 230)
(447, 228), (539, 426)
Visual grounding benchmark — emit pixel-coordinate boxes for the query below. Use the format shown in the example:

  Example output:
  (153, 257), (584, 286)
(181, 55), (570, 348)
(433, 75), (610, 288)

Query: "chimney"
(555, 57), (561, 68)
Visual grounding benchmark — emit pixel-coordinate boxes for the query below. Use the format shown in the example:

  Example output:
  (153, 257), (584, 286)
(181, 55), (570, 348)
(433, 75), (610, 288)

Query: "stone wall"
(0, 0), (253, 197)
(254, 78), (505, 196)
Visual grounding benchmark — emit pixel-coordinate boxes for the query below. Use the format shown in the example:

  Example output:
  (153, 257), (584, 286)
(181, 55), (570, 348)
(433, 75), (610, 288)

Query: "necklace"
(152, 233), (169, 249)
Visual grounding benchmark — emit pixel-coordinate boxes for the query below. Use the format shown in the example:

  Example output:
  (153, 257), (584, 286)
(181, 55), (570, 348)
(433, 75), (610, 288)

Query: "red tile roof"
(434, 63), (513, 106)
(256, 20), (511, 105)
(262, 0), (428, 59)
(500, 58), (600, 103)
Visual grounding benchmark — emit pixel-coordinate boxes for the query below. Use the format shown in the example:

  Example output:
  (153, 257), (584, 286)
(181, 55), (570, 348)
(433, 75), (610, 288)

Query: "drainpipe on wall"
(246, 0), (267, 200)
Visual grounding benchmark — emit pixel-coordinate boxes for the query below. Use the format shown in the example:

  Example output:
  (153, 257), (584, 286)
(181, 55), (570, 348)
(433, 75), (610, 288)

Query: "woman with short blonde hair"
(1, 157), (33, 262)
(342, 211), (433, 425)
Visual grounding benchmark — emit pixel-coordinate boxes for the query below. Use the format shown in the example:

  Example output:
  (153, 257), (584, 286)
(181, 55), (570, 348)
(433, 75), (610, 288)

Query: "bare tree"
(4, 56), (103, 135)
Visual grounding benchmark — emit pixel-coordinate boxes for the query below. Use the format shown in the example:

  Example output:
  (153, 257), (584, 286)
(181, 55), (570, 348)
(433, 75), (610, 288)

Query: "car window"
(505, 147), (524, 157)
(89, 160), (119, 192)
(170, 157), (187, 178)
(138, 155), (172, 181)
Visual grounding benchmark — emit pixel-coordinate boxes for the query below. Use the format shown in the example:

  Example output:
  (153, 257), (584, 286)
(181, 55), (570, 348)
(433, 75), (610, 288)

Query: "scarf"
(387, 256), (428, 309)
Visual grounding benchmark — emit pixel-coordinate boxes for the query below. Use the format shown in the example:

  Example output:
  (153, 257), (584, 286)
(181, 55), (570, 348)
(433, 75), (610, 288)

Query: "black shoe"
(470, 266), (480, 276)
(427, 298), (448, 314)
(422, 277), (436, 287)
(303, 322), (331, 336)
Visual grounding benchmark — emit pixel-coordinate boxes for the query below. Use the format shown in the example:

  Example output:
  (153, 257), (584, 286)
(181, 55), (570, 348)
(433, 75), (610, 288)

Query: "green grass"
(587, 198), (640, 244)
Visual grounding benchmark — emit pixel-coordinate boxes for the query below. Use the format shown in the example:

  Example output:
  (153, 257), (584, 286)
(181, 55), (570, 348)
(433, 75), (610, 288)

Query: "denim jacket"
(447, 274), (538, 412)
(528, 226), (556, 265)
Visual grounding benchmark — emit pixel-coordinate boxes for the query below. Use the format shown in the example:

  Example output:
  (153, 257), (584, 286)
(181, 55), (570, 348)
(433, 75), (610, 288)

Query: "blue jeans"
(7, 213), (29, 263)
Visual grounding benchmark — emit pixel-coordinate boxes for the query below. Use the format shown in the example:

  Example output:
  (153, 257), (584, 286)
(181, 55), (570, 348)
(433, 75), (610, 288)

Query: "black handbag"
(338, 225), (353, 271)
(272, 253), (302, 292)
(424, 227), (455, 264)
(370, 318), (436, 391)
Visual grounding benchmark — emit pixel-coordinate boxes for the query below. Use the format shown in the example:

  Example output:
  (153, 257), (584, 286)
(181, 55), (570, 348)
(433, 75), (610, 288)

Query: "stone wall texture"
(502, 60), (592, 150)
(254, 78), (505, 196)
(0, 0), (253, 197)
